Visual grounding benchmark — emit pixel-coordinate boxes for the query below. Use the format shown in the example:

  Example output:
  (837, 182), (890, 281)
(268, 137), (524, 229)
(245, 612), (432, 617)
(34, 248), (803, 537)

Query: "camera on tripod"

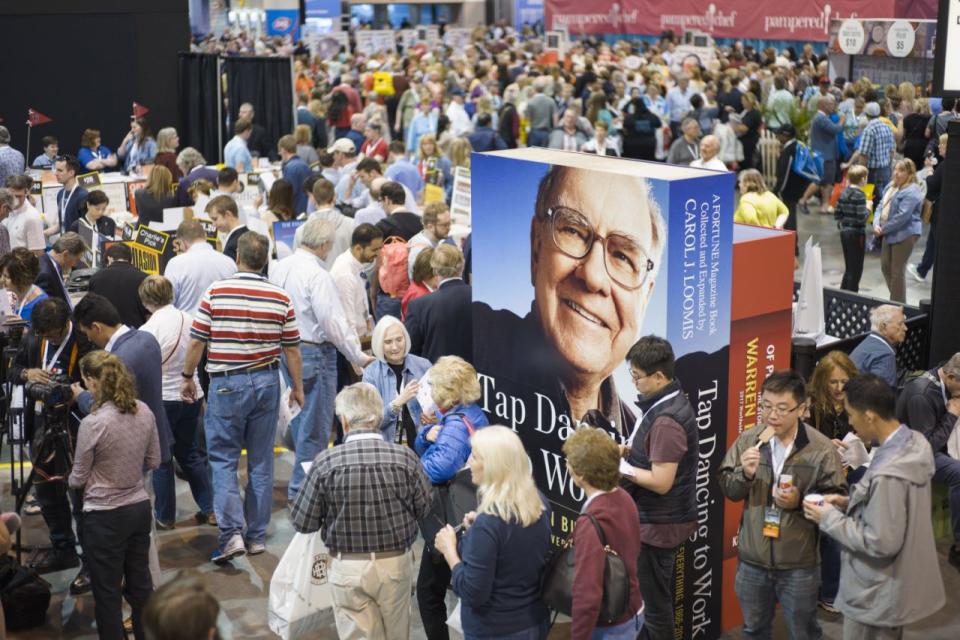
(24, 374), (74, 410)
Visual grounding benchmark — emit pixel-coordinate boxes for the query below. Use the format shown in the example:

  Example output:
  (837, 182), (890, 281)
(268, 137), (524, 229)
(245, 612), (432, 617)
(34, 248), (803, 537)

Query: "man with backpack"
(774, 125), (812, 258)
(374, 181), (423, 320)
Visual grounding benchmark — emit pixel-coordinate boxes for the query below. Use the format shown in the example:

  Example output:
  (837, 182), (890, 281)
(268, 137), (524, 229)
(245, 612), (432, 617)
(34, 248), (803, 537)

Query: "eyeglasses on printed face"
(544, 206), (655, 290)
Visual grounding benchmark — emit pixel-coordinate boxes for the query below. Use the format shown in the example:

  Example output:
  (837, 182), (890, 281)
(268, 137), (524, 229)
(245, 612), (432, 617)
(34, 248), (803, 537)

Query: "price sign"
(886, 20), (915, 58)
(838, 19), (865, 55)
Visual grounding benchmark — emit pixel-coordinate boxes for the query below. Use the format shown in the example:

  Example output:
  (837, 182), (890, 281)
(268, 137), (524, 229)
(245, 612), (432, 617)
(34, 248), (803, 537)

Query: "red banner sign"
(545, 0), (899, 43)
(27, 108), (52, 127)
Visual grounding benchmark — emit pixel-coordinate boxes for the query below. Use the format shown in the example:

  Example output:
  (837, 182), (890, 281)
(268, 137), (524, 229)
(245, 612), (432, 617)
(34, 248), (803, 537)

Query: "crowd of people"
(0, 18), (957, 640)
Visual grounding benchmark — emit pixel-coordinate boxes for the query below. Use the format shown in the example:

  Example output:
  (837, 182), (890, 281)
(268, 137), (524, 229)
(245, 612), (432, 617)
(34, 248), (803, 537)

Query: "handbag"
(0, 556), (51, 631)
(268, 531), (334, 640)
(541, 512), (631, 624)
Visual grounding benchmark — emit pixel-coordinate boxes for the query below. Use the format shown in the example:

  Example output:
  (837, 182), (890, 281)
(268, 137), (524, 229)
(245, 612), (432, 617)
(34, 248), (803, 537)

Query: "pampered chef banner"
(545, 0), (933, 43)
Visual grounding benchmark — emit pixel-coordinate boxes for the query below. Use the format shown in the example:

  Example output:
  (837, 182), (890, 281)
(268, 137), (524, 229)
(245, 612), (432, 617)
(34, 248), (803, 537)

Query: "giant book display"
(471, 149), (737, 637)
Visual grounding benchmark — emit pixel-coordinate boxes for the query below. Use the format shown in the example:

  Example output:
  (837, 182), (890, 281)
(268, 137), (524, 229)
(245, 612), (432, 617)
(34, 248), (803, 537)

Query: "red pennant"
(27, 108), (52, 127)
(132, 102), (150, 118)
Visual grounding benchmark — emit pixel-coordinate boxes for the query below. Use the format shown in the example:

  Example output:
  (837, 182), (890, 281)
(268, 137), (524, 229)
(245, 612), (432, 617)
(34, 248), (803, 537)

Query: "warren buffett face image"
(530, 166), (664, 386)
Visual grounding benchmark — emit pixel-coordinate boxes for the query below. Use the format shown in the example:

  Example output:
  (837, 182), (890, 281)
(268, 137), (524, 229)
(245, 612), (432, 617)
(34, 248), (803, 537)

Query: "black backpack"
(541, 512), (630, 623)
(0, 556), (51, 631)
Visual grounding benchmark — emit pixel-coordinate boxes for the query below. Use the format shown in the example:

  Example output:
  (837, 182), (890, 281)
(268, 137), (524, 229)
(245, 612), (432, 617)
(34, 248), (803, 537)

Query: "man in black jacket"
(773, 125), (811, 258)
(897, 352), (960, 569)
(404, 244), (471, 363)
(34, 232), (85, 306)
(87, 243), (149, 327)
(621, 336), (699, 640)
(8, 298), (92, 592)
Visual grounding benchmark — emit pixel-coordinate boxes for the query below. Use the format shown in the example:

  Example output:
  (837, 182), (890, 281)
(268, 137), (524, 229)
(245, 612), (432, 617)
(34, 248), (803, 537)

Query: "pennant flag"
(27, 108), (52, 127)
(132, 102), (150, 118)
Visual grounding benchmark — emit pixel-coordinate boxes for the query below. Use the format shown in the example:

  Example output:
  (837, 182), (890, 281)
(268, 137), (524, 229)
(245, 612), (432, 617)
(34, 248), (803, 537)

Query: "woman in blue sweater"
(415, 355), (489, 640)
(435, 426), (551, 640)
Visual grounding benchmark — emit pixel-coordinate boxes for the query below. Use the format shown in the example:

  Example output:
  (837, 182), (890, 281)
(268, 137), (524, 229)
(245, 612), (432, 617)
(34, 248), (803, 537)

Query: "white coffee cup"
(804, 493), (824, 507)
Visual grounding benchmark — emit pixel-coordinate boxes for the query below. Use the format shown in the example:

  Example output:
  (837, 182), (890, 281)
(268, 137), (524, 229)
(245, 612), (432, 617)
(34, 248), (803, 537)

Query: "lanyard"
(41, 335), (69, 373)
(627, 389), (681, 446)
(770, 440), (794, 482)
(688, 144), (700, 160)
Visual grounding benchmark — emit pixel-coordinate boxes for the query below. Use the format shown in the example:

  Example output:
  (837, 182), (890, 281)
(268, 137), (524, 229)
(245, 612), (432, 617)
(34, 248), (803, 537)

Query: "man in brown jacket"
(719, 370), (846, 639)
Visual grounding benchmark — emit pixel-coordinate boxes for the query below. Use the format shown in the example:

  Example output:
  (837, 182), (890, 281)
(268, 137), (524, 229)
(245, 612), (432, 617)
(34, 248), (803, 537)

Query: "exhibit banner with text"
(471, 149), (733, 638)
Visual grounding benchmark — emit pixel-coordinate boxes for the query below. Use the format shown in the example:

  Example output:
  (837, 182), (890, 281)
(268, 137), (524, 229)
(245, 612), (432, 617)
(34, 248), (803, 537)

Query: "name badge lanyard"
(60, 187), (76, 231)
(627, 389), (681, 447)
(42, 337), (68, 373)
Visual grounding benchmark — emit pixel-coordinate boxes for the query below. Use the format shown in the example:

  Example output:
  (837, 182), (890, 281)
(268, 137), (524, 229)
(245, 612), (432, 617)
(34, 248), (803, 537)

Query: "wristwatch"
(181, 371), (194, 379)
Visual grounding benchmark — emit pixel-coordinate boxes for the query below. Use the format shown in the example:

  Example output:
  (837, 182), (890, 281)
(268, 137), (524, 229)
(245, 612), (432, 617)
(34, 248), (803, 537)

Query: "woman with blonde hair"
(875, 158), (923, 302)
(734, 169), (789, 228)
(153, 127), (182, 180)
(415, 355), (490, 639)
(417, 134), (452, 193)
(69, 351), (161, 640)
(434, 426), (551, 640)
(134, 165), (177, 225)
(294, 124), (319, 165)
(362, 315), (431, 446)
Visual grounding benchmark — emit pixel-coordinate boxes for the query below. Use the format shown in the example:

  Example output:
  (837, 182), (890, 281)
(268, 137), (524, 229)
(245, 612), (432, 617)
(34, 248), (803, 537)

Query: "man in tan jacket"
(719, 370), (846, 639)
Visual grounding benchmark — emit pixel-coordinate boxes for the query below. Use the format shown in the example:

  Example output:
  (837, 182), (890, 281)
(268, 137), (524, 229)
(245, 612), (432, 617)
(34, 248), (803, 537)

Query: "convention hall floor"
(6, 207), (958, 639)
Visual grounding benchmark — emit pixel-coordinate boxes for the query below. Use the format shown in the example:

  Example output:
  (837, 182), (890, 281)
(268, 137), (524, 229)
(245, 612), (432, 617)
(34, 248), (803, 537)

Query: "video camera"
(24, 374), (74, 409)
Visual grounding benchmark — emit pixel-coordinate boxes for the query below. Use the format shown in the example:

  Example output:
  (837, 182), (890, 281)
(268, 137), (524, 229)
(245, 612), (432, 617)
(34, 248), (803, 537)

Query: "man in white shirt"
(3, 175), (45, 254)
(689, 136), (728, 172)
(445, 88), (473, 137)
(164, 220), (236, 314)
(407, 202), (452, 279)
(295, 178), (355, 266)
(330, 223), (384, 341)
(354, 177), (387, 226)
(269, 218), (374, 502)
(223, 119), (254, 172)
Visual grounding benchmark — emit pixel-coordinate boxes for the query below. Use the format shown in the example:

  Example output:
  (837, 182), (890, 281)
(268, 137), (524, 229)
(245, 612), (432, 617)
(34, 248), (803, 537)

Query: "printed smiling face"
(531, 169), (660, 382)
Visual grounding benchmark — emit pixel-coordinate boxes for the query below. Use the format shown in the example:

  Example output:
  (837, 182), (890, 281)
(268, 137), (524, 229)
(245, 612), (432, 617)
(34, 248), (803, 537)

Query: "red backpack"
(378, 236), (411, 298)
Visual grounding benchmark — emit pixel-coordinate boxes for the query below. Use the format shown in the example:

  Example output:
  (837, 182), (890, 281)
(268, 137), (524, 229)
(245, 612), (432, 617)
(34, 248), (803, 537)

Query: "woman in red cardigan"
(563, 427), (645, 639)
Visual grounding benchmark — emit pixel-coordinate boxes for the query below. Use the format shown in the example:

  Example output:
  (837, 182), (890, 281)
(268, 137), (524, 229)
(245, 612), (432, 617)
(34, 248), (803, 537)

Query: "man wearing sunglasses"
(719, 370), (846, 640)
(473, 164), (664, 438)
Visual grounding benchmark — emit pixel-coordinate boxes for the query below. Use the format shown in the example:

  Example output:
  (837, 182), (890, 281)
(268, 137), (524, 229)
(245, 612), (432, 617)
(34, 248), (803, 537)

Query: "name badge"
(762, 506), (781, 539)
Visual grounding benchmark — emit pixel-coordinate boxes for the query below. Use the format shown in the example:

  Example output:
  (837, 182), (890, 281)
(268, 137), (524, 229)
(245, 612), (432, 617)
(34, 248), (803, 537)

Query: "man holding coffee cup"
(805, 374), (944, 640)
(719, 370), (846, 639)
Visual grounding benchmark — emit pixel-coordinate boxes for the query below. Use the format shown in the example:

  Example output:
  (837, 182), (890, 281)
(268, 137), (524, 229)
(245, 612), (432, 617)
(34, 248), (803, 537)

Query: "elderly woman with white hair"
(362, 316), (432, 447)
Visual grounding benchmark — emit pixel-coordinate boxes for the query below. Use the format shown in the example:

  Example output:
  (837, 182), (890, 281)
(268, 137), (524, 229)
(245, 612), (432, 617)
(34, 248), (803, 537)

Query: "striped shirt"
(191, 272), (300, 372)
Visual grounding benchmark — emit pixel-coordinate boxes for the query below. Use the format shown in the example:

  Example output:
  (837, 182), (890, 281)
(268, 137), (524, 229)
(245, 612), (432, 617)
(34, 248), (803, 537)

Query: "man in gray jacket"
(805, 373), (945, 640)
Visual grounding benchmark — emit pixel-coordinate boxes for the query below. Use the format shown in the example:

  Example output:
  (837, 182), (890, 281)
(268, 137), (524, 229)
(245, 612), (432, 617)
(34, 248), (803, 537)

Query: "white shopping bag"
(268, 531), (334, 640)
(446, 598), (463, 636)
(794, 237), (825, 340)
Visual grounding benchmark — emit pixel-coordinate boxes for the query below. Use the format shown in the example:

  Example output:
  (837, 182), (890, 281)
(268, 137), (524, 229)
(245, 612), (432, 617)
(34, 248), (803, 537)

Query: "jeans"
(934, 452), (960, 544)
(868, 166), (891, 209)
(204, 367), (281, 547)
(375, 291), (402, 322)
(592, 612), (644, 639)
(83, 500), (153, 640)
(917, 218), (936, 277)
(527, 129), (550, 148)
(153, 401), (214, 524)
(636, 542), (678, 640)
(734, 562), (821, 640)
(417, 551), (452, 640)
(465, 619), (549, 640)
(819, 534), (841, 603)
(284, 343), (337, 501)
(840, 228), (866, 292)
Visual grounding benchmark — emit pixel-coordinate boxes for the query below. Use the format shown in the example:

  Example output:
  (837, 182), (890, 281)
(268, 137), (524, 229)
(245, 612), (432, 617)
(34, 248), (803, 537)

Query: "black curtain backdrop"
(929, 120), (960, 364)
(222, 57), (294, 163)
(0, 1), (188, 164)
(178, 53), (222, 164)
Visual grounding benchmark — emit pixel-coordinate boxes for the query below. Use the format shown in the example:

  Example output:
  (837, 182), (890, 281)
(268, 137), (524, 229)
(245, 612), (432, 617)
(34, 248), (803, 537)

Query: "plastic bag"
(268, 531), (334, 639)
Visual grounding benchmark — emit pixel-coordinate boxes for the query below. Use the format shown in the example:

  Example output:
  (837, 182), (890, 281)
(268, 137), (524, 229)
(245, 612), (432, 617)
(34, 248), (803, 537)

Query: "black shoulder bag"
(541, 512), (631, 624)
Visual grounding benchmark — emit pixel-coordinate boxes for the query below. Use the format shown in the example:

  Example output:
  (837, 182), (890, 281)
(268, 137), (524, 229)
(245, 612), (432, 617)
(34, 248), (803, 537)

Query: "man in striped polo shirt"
(180, 231), (304, 564)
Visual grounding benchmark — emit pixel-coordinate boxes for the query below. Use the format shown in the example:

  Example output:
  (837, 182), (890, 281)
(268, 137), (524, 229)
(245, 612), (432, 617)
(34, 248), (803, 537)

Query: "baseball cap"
(327, 138), (356, 154)
(864, 102), (881, 117)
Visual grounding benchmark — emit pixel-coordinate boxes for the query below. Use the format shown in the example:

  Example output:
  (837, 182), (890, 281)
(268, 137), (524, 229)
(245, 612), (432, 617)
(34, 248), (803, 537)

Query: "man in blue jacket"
(849, 305), (906, 389)
(279, 134), (313, 214)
